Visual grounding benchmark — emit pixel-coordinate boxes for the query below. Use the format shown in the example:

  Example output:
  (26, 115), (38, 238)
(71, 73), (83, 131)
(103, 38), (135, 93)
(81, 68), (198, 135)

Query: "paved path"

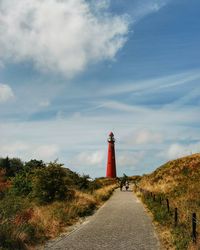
(45, 188), (160, 250)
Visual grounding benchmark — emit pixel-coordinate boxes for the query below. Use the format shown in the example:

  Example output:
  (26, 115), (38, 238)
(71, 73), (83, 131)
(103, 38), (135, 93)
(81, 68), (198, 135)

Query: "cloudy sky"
(0, 0), (200, 177)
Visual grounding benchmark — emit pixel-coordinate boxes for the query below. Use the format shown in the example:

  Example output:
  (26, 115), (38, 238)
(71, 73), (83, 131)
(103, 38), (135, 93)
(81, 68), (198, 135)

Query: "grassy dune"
(138, 153), (200, 250)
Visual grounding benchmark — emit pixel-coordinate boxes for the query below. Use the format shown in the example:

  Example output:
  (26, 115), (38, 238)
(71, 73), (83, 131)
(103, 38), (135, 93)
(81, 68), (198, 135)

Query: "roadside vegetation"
(0, 157), (117, 250)
(136, 153), (200, 250)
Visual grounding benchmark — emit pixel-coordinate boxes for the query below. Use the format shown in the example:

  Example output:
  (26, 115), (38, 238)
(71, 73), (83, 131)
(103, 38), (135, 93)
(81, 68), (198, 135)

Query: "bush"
(11, 171), (32, 196)
(24, 159), (45, 172)
(0, 157), (24, 178)
(31, 162), (73, 204)
(76, 174), (90, 190)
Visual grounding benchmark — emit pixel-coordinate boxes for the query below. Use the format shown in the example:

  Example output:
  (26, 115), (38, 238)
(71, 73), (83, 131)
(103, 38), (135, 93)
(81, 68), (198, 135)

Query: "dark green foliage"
(11, 159), (45, 197)
(11, 171), (32, 196)
(76, 174), (90, 190)
(31, 161), (73, 204)
(63, 168), (80, 186)
(0, 223), (26, 250)
(0, 157), (11, 177)
(24, 159), (45, 172)
(0, 157), (24, 178)
(63, 170), (102, 192)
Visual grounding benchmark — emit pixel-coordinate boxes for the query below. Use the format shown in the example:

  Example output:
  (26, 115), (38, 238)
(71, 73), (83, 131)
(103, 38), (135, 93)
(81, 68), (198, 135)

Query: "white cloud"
(135, 130), (163, 144)
(99, 70), (200, 97)
(0, 142), (29, 155)
(33, 145), (59, 160)
(0, 84), (14, 103)
(121, 130), (163, 148)
(166, 142), (200, 159)
(0, 0), (129, 77)
(71, 149), (145, 175)
(117, 151), (144, 168)
(97, 101), (146, 113)
(0, 142), (59, 161)
(93, 0), (110, 10)
(131, 0), (171, 21)
(76, 150), (105, 166)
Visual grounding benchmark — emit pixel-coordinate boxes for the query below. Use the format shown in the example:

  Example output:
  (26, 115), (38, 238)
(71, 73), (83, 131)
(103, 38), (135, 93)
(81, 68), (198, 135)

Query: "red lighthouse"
(106, 132), (117, 178)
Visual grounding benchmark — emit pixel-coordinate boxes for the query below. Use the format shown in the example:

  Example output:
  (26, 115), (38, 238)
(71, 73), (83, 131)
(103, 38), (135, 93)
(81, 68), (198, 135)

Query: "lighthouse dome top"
(109, 132), (114, 136)
(108, 132), (115, 143)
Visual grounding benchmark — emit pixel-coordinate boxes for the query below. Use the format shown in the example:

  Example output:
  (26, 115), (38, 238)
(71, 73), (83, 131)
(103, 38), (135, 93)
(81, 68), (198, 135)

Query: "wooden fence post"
(166, 199), (170, 213)
(192, 213), (197, 243)
(174, 208), (178, 227)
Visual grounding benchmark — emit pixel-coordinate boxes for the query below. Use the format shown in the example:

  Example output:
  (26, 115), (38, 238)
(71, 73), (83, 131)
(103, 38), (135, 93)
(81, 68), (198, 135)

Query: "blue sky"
(0, 0), (200, 177)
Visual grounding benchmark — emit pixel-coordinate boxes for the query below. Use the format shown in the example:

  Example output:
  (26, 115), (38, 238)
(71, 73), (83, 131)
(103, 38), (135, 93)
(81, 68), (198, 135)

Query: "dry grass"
(0, 181), (117, 250)
(138, 153), (200, 250)
(94, 184), (116, 202)
(27, 184), (117, 246)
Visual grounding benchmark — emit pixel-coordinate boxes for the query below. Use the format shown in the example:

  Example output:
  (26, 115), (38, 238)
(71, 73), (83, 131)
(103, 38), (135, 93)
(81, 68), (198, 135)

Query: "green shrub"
(11, 171), (32, 196)
(31, 162), (73, 204)
(76, 175), (90, 190)
(24, 159), (45, 172)
(0, 157), (24, 178)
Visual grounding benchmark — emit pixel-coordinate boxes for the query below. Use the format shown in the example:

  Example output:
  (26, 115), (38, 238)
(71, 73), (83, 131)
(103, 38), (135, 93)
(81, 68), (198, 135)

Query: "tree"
(31, 161), (72, 204)
(0, 157), (10, 177)
(11, 160), (45, 196)
(24, 159), (45, 172)
(9, 158), (24, 175)
(0, 157), (24, 177)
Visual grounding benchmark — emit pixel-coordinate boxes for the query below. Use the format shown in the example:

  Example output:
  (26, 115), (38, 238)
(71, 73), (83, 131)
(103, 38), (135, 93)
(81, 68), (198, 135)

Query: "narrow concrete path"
(45, 188), (160, 250)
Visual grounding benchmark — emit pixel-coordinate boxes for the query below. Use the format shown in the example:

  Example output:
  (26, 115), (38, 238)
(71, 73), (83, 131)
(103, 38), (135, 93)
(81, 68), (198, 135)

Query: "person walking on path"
(125, 180), (129, 191)
(120, 181), (123, 191)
